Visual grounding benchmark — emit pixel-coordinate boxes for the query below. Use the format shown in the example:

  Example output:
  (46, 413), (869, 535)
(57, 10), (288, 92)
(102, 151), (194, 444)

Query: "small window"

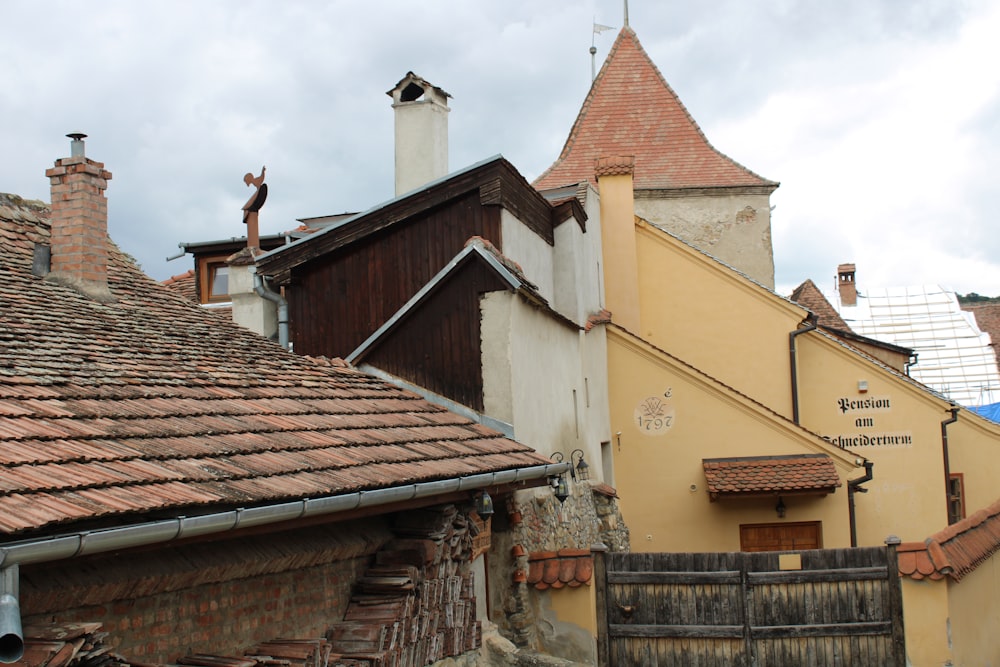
(948, 473), (965, 524)
(197, 256), (232, 304)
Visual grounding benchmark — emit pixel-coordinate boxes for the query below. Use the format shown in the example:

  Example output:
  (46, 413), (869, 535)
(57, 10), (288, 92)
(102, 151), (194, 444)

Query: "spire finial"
(624, 0), (629, 27)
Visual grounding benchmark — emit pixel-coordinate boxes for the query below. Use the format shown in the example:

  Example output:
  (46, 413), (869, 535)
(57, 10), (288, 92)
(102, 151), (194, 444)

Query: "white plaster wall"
(229, 265), (277, 340)
(483, 293), (609, 475)
(481, 292), (515, 426)
(635, 191), (774, 288)
(551, 185), (605, 325)
(500, 210), (554, 306)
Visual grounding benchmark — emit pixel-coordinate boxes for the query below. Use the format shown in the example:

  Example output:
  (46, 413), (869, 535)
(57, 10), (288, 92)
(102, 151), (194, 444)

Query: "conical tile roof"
(534, 28), (777, 192)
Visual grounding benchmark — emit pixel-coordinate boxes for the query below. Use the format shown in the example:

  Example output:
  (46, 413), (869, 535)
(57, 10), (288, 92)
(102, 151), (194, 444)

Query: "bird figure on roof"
(242, 165), (267, 248)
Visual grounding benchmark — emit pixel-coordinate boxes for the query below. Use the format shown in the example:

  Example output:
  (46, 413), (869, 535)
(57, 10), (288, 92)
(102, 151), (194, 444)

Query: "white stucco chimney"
(387, 72), (450, 196)
(838, 263), (857, 307)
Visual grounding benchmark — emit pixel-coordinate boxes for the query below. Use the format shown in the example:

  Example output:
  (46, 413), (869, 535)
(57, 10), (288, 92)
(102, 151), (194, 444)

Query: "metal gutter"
(0, 464), (567, 662)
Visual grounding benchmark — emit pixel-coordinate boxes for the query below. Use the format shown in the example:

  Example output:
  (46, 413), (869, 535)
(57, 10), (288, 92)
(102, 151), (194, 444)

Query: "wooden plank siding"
(286, 192), (501, 359)
(594, 547), (904, 667)
(364, 259), (510, 412)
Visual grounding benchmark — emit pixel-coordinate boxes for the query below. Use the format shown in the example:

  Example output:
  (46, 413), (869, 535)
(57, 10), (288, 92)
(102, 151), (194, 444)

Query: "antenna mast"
(624, 0), (629, 27)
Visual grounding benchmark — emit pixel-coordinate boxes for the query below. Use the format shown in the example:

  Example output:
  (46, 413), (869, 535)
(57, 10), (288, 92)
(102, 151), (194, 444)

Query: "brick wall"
(20, 519), (393, 662)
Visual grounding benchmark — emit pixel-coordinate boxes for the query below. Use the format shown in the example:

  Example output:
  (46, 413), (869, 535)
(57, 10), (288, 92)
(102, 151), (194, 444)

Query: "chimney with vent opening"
(388, 72), (450, 196)
(837, 263), (857, 307)
(45, 133), (114, 301)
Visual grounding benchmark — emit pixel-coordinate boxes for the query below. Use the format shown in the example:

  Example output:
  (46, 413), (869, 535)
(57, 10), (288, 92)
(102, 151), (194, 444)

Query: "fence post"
(884, 536), (906, 667)
(591, 544), (610, 667)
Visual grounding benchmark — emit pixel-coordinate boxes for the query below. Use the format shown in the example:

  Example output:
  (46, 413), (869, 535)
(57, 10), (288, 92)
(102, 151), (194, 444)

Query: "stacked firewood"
(14, 623), (128, 667)
(324, 506), (482, 667)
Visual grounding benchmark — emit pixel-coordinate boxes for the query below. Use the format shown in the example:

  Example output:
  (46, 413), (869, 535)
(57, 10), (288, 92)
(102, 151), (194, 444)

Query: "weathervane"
(591, 19), (615, 81)
(242, 165), (267, 249)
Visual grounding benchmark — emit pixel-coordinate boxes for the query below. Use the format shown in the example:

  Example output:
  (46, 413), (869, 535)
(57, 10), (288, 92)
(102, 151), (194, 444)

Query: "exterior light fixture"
(775, 497), (786, 518)
(570, 449), (590, 482)
(475, 490), (495, 517)
(553, 475), (570, 503)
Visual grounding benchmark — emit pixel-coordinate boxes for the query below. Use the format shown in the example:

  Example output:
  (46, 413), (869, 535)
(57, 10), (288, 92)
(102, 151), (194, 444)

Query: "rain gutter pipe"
(942, 407), (959, 524)
(847, 460), (874, 547)
(252, 266), (289, 350)
(0, 463), (568, 662)
(789, 312), (818, 424)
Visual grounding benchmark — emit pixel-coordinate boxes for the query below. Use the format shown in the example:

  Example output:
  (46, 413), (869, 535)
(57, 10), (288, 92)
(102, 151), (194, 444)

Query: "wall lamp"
(775, 497), (786, 519)
(570, 449), (590, 482)
(475, 490), (495, 517)
(549, 453), (571, 503)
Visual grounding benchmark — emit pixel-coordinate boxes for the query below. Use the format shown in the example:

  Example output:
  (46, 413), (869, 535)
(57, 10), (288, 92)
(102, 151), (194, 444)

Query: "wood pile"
(13, 623), (128, 667)
(323, 505), (483, 667)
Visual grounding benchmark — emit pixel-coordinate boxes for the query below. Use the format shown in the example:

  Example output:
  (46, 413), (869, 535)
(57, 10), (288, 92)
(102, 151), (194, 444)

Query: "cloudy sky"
(2, 0), (998, 297)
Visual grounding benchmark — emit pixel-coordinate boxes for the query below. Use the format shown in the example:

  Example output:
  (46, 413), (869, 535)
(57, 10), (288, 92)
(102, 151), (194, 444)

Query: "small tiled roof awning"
(703, 454), (841, 501)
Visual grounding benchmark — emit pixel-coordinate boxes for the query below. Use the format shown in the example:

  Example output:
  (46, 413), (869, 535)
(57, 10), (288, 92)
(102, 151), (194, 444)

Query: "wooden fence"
(593, 546), (904, 667)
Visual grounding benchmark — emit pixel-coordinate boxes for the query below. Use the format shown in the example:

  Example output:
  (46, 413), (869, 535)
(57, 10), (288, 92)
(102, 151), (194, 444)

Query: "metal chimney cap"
(66, 132), (88, 141)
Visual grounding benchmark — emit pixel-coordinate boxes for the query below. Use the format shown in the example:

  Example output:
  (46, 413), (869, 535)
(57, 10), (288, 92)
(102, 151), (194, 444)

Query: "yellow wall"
(947, 412), (1000, 515)
(900, 579), (951, 667)
(948, 558), (1000, 666)
(633, 221), (804, 420)
(607, 328), (856, 553)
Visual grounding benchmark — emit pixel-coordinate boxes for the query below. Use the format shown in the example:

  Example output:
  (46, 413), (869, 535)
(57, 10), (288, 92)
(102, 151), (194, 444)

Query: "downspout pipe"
(0, 565), (20, 663)
(847, 461), (874, 547)
(252, 267), (289, 350)
(789, 312), (818, 424)
(942, 406), (959, 524)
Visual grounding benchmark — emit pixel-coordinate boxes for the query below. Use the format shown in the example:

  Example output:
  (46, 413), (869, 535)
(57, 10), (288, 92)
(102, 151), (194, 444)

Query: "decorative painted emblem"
(634, 390), (675, 435)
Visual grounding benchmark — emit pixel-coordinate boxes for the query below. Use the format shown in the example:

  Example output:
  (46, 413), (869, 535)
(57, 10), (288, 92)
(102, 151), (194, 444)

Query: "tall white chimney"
(387, 72), (450, 196)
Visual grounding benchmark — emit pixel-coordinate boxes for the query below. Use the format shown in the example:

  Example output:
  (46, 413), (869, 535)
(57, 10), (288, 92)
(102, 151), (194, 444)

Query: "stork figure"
(242, 165), (267, 249)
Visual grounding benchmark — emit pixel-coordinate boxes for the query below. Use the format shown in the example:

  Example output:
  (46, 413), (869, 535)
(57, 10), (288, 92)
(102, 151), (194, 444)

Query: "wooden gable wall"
(287, 191), (502, 358)
(364, 259), (510, 411)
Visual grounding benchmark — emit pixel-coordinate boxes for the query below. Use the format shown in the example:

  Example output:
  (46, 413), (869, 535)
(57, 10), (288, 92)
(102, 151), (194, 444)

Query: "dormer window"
(198, 255), (232, 304)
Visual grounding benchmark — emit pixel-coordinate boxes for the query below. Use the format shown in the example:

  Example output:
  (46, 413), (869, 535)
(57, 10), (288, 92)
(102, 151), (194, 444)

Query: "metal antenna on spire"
(624, 0), (629, 27)
(592, 18), (615, 81)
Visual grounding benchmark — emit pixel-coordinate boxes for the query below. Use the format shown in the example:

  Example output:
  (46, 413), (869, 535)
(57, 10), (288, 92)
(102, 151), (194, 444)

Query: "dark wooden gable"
(360, 256), (512, 411)
(262, 156), (562, 360)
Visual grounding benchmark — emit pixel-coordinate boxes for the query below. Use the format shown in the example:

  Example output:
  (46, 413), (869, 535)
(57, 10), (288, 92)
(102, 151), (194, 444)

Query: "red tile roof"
(0, 193), (551, 537)
(161, 269), (197, 302)
(961, 302), (1000, 356)
(534, 28), (777, 192)
(703, 454), (841, 499)
(790, 279), (852, 331)
(898, 496), (1000, 582)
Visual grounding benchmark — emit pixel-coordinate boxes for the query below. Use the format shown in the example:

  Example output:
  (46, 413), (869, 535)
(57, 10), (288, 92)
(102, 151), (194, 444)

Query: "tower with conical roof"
(535, 27), (779, 287)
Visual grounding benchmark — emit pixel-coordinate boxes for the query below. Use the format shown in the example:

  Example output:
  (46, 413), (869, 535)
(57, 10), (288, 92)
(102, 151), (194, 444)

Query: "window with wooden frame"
(197, 256), (231, 304)
(948, 473), (965, 525)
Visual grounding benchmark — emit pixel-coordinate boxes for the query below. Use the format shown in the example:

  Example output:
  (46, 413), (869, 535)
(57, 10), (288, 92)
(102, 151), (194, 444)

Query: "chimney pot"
(67, 132), (88, 158)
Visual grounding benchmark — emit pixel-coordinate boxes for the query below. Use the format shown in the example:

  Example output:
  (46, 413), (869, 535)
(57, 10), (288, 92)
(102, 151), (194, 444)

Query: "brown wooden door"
(739, 521), (822, 552)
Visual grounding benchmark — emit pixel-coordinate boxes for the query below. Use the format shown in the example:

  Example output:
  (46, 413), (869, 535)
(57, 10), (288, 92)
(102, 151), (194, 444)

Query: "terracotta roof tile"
(961, 302), (1000, 355)
(790, 279), (852, 331)
(534, 28), (776, 192)
(526, 550), (594, 590)
(161, 269), (197, 302)
(899, 496), (1000, 582)
(0, 193), (551, 536)
(702, 454), (841, 498)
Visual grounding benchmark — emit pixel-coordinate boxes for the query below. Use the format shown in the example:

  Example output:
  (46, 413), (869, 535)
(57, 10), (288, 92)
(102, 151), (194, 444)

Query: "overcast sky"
(2, 0), (998, 297)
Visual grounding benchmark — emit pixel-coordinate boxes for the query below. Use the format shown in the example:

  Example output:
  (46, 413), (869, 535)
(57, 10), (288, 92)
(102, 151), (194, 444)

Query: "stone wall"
(488, 480), (629, 662)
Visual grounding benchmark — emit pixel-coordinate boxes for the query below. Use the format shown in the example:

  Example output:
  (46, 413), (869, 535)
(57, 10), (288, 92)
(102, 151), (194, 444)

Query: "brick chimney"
(388, 72), (450, 196)
(45, 133), (114, 301)
(837, 263), (857, 307)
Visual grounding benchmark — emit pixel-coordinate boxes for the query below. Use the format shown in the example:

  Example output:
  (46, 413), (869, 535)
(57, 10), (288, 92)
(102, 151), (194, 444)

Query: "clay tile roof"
(534, 28), (777, 192)
(161, 269), (197, 302)
(790, 279), (852, 331)
(961, 302), (1000, 355)
(702, 454), (841, 499)
(899, 496), (1000, 582)
(0, 193), (550, 537)
(526, 550), (593, 590)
